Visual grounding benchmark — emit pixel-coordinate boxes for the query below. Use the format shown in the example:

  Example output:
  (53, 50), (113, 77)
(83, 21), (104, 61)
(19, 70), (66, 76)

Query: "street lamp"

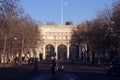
(104, 21), (119, 63)
(14, 36), (17, 41)
(13, 36), (17, 63)
(14, 36), (17, 55)
(3, 35), (7, 64)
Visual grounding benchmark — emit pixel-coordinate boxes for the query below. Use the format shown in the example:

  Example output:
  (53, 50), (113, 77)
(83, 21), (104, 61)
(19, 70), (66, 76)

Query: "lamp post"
(104, 21), (117, 63)
(13, 36), (17, 64)
(14, 36), (17, 41)
(14, 36), (17, 54)
(3, 35), (7, 64)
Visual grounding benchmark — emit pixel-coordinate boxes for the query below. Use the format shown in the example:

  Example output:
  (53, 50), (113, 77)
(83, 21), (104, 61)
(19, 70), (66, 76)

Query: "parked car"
(106, 60), (120, 75)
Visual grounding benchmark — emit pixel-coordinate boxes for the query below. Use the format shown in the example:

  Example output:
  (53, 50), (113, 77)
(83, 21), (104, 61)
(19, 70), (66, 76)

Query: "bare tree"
(0, 0), (42, 63)
(0, 0), (20, 63)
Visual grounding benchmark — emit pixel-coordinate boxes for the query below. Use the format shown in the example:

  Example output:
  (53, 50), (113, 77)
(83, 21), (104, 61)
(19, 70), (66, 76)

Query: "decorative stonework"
(36, 24), (80, 60)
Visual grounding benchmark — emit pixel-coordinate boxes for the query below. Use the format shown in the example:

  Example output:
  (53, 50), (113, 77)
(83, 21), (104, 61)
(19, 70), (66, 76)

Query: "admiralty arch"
(35, 24), (87, 61)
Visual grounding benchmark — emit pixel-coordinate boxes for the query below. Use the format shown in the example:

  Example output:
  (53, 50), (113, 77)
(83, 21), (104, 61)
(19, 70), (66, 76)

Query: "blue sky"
(20, 0), (113, 25)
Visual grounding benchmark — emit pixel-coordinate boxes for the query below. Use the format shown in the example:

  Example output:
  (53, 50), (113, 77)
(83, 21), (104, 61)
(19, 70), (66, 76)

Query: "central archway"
(45, 44), (55, 60)
(70, 44), (79, 60)
(57, 44), (67, 61)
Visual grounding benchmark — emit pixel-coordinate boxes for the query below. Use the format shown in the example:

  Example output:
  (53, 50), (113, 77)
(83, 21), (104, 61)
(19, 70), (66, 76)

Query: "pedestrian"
(14, 57), (18, 65)
(57, 60), (64, 71)
(51, 57), (56, 74)
(32, 59), (39, 73)
(40, 53), (43, 61)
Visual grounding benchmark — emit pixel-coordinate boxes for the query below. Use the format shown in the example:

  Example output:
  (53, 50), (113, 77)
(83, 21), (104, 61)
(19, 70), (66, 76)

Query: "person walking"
(51, 57), (56, 74)
(32, 59), (39, 73)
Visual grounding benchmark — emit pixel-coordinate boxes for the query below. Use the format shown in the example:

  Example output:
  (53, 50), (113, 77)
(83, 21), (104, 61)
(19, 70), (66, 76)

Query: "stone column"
(43, 43), (46, 60)
(67, 43), (70, 59)
(55, 43), (58, 59)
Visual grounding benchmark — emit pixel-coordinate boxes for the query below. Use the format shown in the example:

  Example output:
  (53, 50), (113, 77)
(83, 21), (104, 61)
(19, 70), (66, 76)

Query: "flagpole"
(61, 0), (64, 25)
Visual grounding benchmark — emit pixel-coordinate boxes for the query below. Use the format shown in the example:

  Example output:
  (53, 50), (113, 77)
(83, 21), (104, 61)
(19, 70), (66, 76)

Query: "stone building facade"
(35, 24), (84, 61)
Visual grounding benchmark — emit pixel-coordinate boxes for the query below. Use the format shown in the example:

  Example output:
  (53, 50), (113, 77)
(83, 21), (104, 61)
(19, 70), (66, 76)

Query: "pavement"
(0, 62), (120, 80)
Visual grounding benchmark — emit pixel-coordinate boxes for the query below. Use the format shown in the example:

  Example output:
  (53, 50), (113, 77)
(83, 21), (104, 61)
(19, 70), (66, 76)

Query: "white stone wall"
(37, 25), (77, 59)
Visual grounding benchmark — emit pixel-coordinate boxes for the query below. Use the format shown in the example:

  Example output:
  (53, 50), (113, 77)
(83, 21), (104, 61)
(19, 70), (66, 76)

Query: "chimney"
(47, 22), (55, 25)
(65, 21), (73, 25)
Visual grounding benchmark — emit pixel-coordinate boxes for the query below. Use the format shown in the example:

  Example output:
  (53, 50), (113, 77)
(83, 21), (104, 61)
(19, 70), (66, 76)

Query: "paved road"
(0, 62), (120, 80)
(30, 71), (120, 80)
(30, 62), (120, 80)
(31, 72), (80, 80)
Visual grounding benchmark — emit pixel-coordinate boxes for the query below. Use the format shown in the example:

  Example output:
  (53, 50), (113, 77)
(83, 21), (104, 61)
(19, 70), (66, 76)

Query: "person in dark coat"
(32, 60), (39, 73)
(51, 57), (56, 74)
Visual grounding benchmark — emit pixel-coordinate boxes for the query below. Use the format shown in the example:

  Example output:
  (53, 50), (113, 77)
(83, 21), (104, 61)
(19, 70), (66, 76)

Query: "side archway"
(70, 44), (79, 60)
(45, 44), (55, 60)
(57, 44), (67, 61)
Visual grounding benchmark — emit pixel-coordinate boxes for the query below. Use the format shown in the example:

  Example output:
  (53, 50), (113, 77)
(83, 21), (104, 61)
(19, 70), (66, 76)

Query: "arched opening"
(58, 44), (67, 61)
(81, 46), (88, 62)
(45, 44), (55, 60)
(70, 44), (79, 60)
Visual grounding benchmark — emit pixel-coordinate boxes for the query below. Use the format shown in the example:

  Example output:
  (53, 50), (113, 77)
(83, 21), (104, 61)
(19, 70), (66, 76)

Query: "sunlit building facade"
(34, 23), (85, 61)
